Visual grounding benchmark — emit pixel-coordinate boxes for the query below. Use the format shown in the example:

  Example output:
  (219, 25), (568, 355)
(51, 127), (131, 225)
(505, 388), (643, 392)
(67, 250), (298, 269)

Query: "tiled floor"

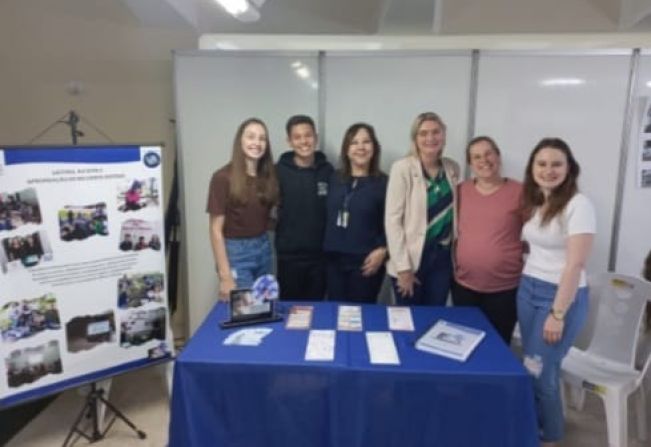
(5, 364), (650, 447)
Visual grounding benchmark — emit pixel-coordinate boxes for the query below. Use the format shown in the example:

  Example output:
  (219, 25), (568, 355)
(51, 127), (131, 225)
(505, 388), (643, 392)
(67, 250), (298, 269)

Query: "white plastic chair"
(561, 272), (651, 447)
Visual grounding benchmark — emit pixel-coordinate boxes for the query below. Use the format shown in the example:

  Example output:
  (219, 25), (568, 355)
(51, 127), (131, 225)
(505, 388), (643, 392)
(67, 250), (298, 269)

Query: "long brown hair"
(228, 118), (278, 206)
(522, 137), (580, 225)
(339, 123), (383, 180)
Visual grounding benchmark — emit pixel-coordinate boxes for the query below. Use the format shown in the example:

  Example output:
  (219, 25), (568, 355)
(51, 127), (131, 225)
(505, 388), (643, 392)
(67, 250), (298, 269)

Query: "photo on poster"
(643, 141), (651, 162)
(58, 203), (108, 241)
(117, 272), (165, 309)
(642, 169), (651, 188)
(118, 219), (162, 252)
(5, 340), (63, 388)
(0, 188), (42, 232)
(120, 307), (166, 348)
(0, 294), (61, 343)
(0, 230), (53, 273)
(147, 341), (171, 359)
(65, 311), (116, 353)
(117, 178), (159, 212)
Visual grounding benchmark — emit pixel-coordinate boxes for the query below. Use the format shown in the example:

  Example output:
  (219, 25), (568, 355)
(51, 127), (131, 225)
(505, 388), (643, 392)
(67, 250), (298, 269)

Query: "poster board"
(0, 145), (173, 409)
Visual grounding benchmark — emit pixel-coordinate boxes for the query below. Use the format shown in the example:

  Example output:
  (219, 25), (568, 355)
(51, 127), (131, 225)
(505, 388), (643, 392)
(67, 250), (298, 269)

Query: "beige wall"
(0, 1), (196, 203)
(0, 0), (196, 337)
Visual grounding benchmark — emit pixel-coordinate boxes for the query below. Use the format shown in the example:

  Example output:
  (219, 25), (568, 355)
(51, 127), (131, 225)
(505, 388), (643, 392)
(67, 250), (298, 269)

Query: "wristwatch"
(549, 308), (565, 321)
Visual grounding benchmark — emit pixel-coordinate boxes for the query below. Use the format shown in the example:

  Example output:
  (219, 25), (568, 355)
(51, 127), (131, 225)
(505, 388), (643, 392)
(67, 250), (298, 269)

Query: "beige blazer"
(385, 155), (460, 277)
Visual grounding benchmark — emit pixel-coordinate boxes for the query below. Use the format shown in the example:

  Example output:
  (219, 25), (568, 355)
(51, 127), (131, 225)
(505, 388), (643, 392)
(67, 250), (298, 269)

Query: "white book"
(415, 319), (486, 362)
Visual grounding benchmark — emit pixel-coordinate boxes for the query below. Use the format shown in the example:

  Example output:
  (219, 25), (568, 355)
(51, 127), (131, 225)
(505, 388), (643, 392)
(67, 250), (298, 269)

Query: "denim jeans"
(225, 234), (272, 289)
(392, 244), (452, 306)
(517, 274), (588, 443)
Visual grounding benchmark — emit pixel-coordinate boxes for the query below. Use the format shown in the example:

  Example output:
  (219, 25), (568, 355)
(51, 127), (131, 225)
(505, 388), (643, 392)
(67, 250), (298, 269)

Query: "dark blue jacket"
(323, 172), (387, 255)
(275, 151), (333, 257)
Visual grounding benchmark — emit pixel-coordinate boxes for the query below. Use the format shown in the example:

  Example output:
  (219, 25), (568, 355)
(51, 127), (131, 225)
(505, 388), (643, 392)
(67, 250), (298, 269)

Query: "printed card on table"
(285, 305), (313, 330)
(387, 306), (414, 331)
(337, 305), (362, 331)
(305, 330), (335, 361)
(366, 331), (400, 365)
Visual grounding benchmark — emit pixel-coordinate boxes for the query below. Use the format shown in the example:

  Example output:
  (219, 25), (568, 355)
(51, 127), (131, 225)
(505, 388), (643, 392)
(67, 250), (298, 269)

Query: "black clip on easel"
(61, 382), (146, 446)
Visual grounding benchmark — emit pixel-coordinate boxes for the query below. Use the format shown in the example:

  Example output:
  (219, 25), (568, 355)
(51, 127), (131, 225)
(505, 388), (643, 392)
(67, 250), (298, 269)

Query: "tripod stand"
(61, 382), (146, 446)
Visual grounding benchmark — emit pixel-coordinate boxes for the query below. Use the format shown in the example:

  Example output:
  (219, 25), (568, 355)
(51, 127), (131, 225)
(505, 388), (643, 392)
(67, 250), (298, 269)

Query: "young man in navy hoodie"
(275, 115), (333, 300)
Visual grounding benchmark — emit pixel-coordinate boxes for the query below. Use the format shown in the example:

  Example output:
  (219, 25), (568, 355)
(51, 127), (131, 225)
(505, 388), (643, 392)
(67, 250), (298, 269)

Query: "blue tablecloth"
(169, 303), (538, 447)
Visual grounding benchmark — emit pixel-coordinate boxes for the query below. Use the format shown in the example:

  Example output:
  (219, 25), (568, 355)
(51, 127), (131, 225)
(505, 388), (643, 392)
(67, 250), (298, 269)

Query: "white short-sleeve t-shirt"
(522, 193), (596, 286)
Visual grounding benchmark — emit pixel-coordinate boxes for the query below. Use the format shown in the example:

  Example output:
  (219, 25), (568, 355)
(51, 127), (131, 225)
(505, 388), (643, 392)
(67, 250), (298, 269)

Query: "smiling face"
(287, 123), (317, 165)
(531, 147), (569, 195)
(240, 122), (267, 161)
(468, 140), (501, 181)
(415, 119), (445, 162)
(347, 127), (374, 174)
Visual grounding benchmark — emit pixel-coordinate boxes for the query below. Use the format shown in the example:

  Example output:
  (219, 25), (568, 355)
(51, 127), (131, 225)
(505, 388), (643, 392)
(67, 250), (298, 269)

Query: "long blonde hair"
(228, 118), (278, 206)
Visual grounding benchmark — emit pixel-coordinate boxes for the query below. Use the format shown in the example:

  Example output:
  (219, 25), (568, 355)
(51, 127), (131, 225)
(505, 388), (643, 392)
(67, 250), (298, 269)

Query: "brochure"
(415, 319), (485, 362)
(285, 305), (313, 330)
(223, 327), (273, 346)
(366, 331), (400, 365)
(387, 306), (414, 331)
(305, 329), (336, 361)
(337, 305), (362, 331)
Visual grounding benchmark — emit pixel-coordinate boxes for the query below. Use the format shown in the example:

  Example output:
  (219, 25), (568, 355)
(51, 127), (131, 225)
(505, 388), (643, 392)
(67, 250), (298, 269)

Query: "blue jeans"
(392, 244), (452, 306)
(225, 234), (272, 289)
(517, 274), (588, 443)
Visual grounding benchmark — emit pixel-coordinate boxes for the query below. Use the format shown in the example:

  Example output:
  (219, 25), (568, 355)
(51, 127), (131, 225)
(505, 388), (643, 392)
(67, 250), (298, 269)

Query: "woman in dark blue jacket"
(323, 123), (388, 303)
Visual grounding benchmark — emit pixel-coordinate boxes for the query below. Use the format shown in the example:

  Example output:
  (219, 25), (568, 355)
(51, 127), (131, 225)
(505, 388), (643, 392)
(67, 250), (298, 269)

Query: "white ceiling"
(118, 0), (651, 35)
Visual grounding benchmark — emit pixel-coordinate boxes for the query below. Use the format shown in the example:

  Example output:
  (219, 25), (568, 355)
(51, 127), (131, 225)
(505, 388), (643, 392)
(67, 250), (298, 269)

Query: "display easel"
(61, 382), (146, 446)
(25, 110), (150, 446)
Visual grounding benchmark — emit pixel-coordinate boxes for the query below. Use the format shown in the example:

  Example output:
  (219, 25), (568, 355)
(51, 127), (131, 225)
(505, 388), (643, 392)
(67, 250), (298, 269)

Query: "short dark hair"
(466, 136), (501, 163)
(285, 115), (316, 136)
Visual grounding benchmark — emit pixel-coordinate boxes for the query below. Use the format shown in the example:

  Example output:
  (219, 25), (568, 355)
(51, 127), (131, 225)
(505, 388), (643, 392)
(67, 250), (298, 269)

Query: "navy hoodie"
(275, 151), (334, 257)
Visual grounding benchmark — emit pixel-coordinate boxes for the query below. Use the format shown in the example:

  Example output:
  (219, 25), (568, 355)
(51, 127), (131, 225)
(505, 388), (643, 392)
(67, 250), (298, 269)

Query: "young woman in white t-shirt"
(518, 137), (596, 447)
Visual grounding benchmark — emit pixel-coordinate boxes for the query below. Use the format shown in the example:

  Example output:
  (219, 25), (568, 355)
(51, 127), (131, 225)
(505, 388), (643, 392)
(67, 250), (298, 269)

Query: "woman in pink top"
(452, 136), (524, 343)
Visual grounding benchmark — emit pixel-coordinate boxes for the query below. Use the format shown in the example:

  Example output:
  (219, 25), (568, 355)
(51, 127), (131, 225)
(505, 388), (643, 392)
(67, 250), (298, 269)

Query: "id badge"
(336, 210), (349, 228)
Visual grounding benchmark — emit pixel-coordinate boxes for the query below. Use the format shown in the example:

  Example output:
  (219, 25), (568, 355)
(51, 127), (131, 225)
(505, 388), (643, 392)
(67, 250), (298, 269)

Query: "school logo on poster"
(143, 151), (161, 168)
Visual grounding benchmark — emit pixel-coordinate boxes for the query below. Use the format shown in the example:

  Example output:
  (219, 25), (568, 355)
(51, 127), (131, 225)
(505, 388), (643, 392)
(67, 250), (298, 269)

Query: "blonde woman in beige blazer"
(385, 112), (460, 306)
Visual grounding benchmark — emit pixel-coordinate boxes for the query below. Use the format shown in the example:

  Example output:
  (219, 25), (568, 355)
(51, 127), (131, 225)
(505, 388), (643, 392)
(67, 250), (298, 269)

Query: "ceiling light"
(216, 0), (249, 16)
(295, 66), (310, 79)
(214, 0), (266, 22)
(540, 78), (586, 87)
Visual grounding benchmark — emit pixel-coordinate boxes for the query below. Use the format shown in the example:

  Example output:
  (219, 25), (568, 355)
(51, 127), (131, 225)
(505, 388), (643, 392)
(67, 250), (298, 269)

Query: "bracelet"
(549, 308), (565, 322)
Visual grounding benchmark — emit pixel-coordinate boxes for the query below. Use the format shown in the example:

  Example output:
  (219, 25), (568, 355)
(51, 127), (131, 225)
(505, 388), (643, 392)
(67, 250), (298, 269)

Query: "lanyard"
(337, 178), (358, 228)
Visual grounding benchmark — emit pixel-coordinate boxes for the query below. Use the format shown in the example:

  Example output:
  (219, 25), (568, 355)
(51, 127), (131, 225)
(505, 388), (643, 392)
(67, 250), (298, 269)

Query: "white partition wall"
(616, 52), (651, 277)
(174, 52), (319, 333)
(474, 52), (632, 274)
(323, 52), (472, 170)
(175, 48), (647, 334)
